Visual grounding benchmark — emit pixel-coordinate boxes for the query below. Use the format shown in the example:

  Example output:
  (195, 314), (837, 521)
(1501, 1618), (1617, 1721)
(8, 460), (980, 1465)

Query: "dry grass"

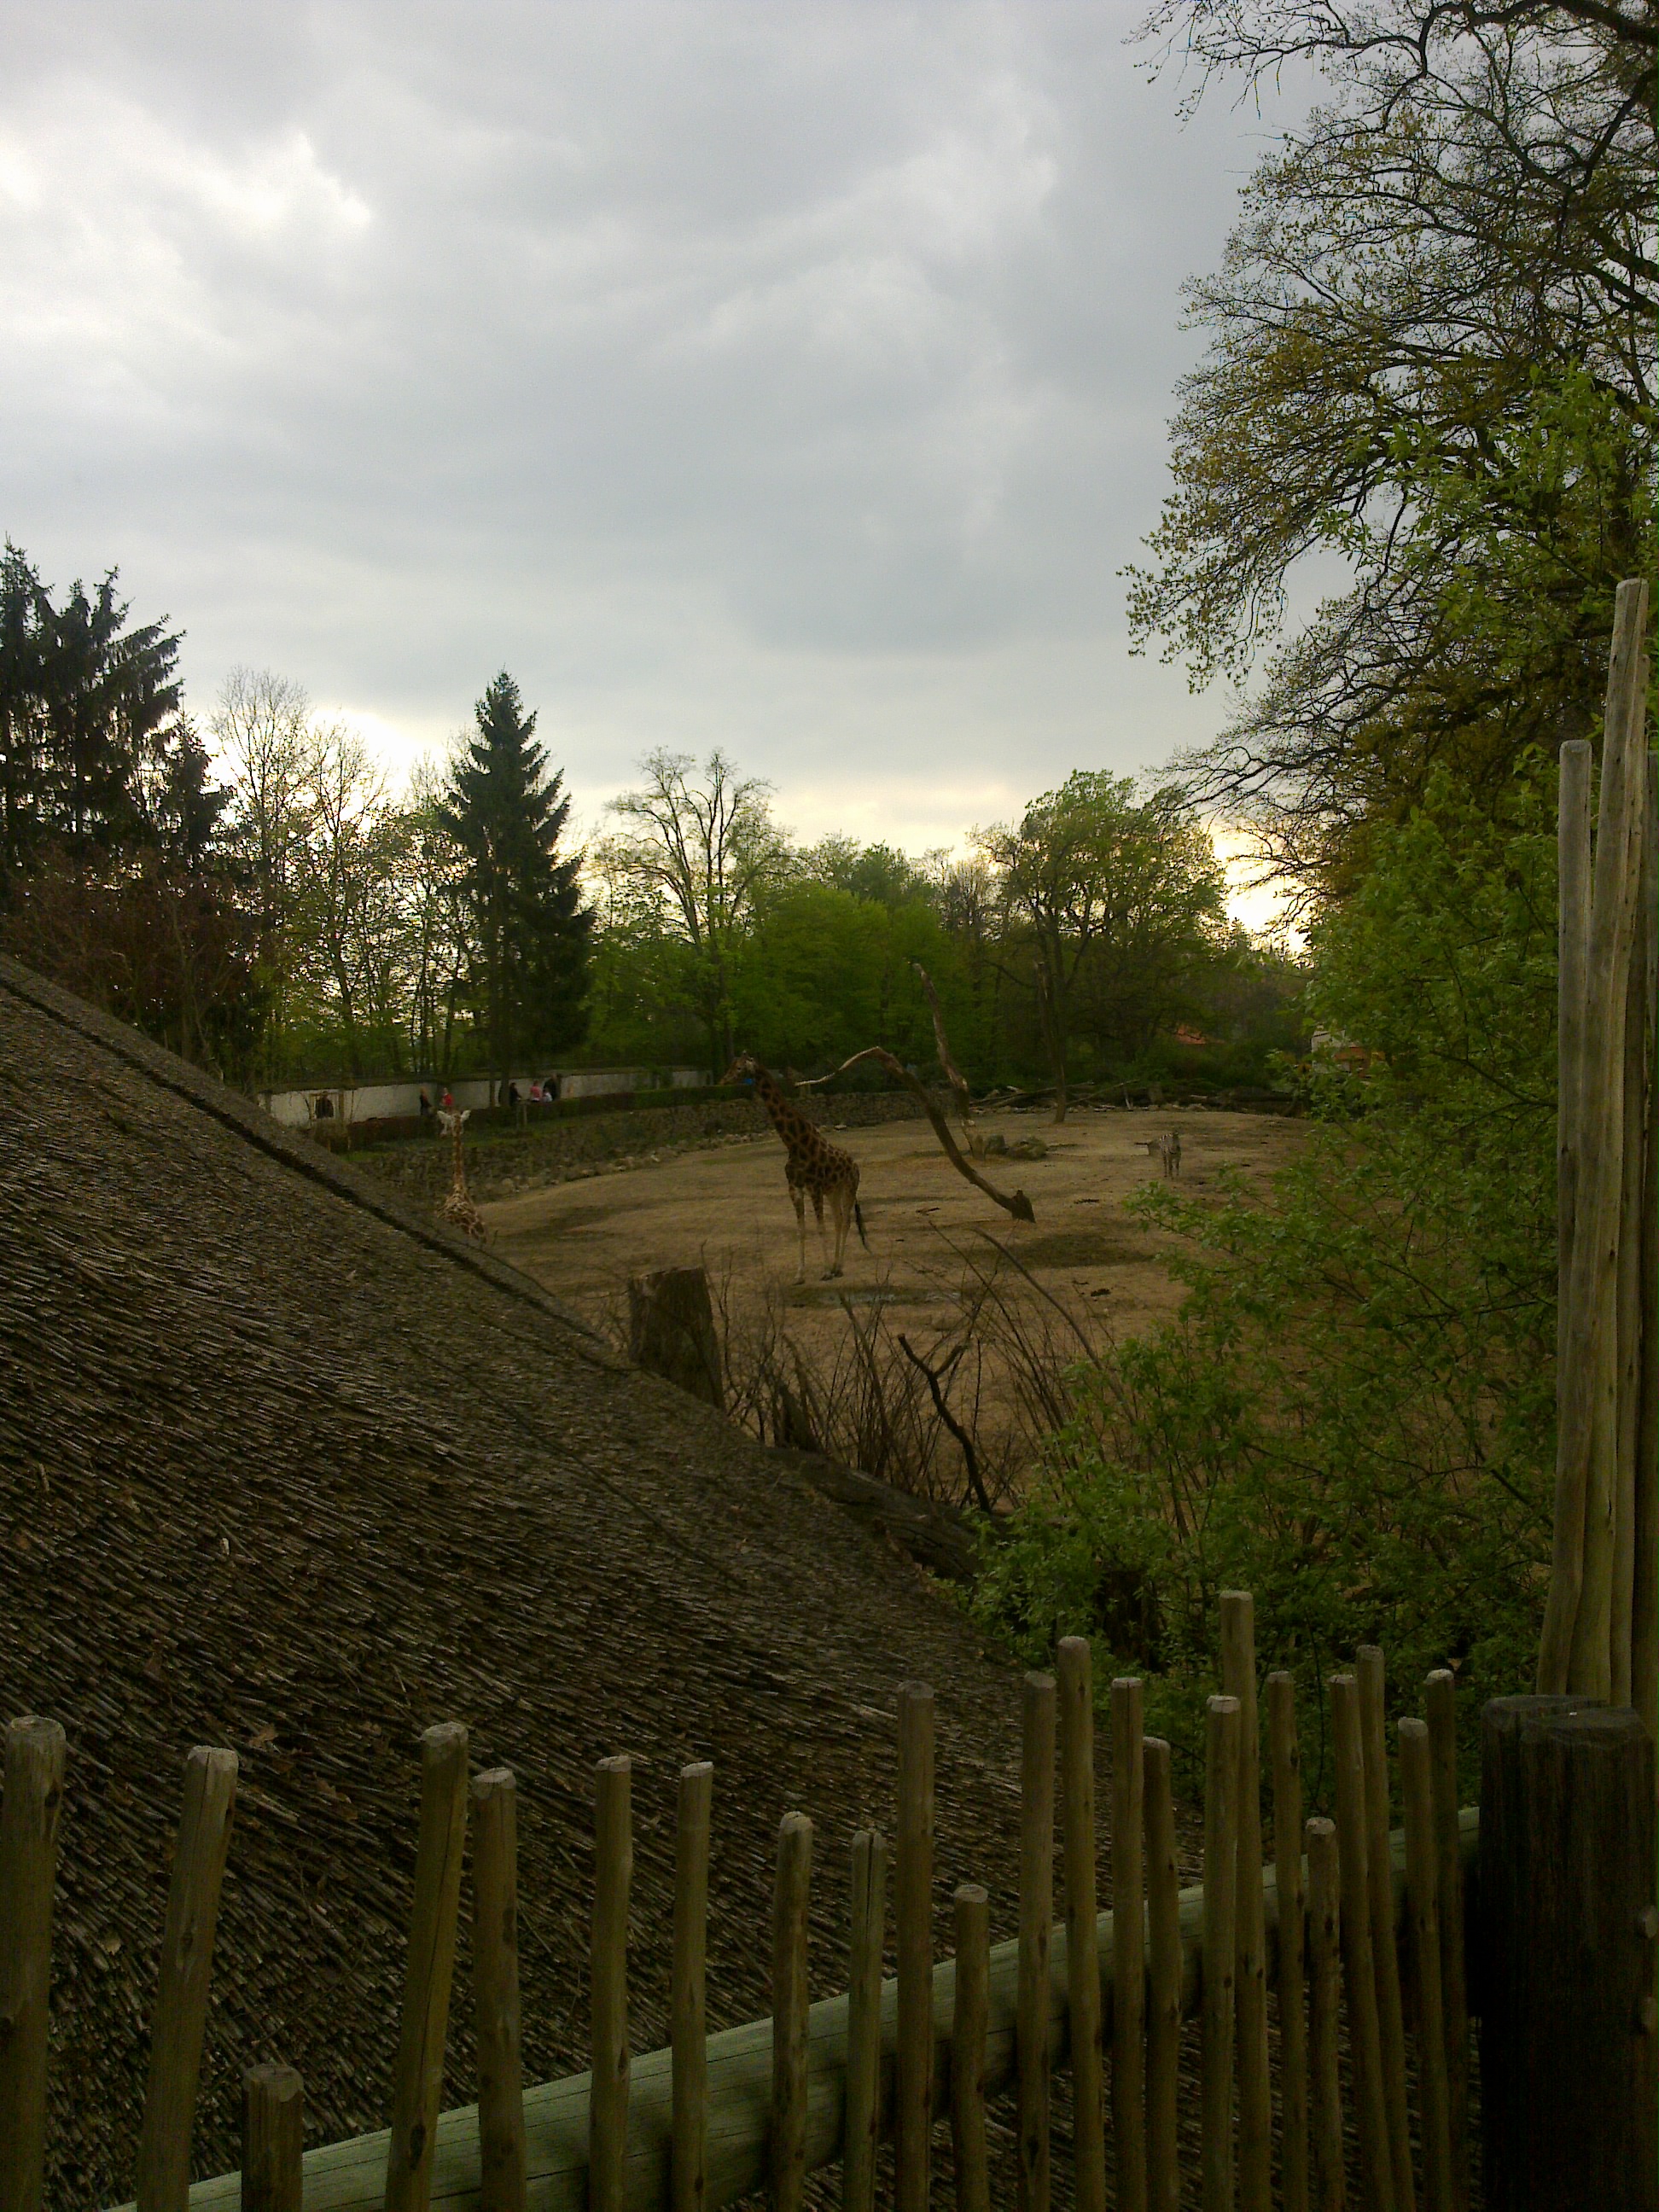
(597, 1229), (1110, 1513)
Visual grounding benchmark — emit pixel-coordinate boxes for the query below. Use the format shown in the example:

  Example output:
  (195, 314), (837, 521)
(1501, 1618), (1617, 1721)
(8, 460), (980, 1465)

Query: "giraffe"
(719, 1055), (868, 1283)
(435, 1109), (487, 1243)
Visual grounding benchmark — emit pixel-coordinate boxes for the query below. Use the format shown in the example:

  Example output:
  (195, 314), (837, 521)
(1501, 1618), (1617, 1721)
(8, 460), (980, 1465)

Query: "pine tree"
(440, 672), (591, 1080)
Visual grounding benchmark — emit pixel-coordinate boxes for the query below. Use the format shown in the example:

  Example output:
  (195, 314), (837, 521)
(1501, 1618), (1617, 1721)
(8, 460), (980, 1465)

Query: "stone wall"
(352, 1088), (938, 1204)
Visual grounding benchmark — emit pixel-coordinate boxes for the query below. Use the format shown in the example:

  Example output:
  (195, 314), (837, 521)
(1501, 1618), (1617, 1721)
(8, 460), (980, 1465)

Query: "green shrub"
(972, 772), (1557, 1802)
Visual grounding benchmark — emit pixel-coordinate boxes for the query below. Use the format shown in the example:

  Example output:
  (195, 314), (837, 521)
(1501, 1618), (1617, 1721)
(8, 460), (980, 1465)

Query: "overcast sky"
(0, 1), (1303, 886)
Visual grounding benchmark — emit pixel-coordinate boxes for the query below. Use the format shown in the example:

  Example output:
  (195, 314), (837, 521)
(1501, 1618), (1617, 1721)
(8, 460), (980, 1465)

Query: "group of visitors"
(413, 1079), (558, 1117)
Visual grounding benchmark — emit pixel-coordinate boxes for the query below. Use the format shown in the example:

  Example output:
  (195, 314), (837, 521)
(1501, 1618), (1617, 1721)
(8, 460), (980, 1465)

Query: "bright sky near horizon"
(0, 2), (1306, 932)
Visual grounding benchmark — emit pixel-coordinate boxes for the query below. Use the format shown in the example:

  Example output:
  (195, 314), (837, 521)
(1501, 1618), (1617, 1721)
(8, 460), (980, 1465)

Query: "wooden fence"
(1, 1598), (1479, 2212)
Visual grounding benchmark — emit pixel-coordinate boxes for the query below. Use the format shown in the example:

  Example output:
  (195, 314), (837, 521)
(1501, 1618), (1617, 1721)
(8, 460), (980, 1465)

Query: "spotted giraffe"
(720, 1054), (868, 1282)
(435, 1109), (487, 1243)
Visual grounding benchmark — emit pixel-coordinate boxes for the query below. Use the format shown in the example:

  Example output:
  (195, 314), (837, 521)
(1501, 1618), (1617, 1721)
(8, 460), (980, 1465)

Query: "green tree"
(975, 772), (1558, 1777)
(976, 775), (1229, 1115)
(0, 544), (188, 896)
(440, 672), (591, 1084)
(600, 748), (791, 1072)
(1128, 0), (1654, 886)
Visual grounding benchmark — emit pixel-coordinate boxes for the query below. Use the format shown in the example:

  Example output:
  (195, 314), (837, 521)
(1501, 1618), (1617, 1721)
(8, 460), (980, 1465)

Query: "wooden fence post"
(472, 1767), (527, 2212)
(386, 1723), (469, 2212)
(843, 1828), (888, 2212)
(1017, 1673), (1055, 2212)
(242, 2063), (303, 2212)
(1423, 1674), (1469, 2210)
(1304, 1819), (1344, 2212)
(1201, 1694), (1242, 2212)
(1144, 1738), (1181, 2212)
(135, 1745), (239, 2212)
(1357, 1650), (1414, 2212)
(1399, 1722), (1452, 2212)
(1480, 1697), (1657, 2209)
(771, 1813), (813, 2212)
(1329, 1676), (1394, 2212)
(1057, 1639), (1106, 2212)
(590, 1755), (633, 2212)
(895, 1683), (935, 2212)
(672, 1762), (713, 2212)
(1110, 1676), (1147, 2212)
(1221, 1596), (1272, 2212)
(951, 1883), (991, 2212)
(1267, 1674), (1307, 2212)
(0, 1714), (66, 2212)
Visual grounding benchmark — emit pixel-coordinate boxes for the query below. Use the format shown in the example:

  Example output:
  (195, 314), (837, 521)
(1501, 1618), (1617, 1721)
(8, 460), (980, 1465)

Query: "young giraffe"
(435, 1109), (487, 1244)
(720, 1054), (868, 1283)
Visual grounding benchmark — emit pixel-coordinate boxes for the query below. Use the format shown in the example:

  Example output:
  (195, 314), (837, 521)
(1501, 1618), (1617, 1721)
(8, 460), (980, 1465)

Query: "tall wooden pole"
(1633, 748), (1659, 1749)
(1613, 701), (1651, 1704)
(1541, 576), (1651, 1696)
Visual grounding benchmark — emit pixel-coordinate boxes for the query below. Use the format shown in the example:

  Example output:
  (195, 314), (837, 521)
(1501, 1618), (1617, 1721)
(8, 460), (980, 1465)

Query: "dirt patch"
(1011, 1228), (1160, 1271)
(484, 1105), (1304, 1485)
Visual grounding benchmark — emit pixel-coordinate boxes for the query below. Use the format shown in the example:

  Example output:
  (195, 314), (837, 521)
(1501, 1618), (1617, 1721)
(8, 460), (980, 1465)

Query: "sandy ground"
(485, 1103), (1304, 1367)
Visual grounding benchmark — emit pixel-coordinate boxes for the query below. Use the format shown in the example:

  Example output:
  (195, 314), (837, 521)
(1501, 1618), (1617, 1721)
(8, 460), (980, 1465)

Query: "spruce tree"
(440, 672), (591, 1080)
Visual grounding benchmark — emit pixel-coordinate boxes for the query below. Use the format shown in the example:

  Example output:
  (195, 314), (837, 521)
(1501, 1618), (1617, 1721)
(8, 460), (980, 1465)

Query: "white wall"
(258, 1068), (708, 1126)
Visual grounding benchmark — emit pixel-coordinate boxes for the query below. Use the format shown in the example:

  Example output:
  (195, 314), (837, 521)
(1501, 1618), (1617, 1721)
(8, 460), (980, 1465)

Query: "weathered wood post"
(1480, 1697), (1656, 2208)
(0, 1715), (66, 2212)
(627, 1267), (725, 1410)
(135, 1745), (239, 2212)
(895, 1683), (935, 2212)
(472, 1767), (527, 2212)
(242, 2064), (304, 2212)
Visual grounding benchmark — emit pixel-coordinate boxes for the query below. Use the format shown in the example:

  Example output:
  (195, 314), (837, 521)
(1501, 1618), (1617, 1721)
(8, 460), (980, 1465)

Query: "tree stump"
(1479, 1696), (1656, 2209)
(627, 1267), (725, 1412)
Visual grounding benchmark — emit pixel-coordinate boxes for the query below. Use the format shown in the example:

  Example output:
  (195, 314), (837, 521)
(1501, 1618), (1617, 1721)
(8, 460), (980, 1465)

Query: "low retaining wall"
(352, 1090), (939, 1205)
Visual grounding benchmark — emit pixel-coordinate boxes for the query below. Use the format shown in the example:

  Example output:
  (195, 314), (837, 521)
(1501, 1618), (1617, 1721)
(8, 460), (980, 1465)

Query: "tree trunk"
(627, 1268), (725, 1412)
(1479, 1696), (1656, 2209)
(1035, 958), (1068, 1123)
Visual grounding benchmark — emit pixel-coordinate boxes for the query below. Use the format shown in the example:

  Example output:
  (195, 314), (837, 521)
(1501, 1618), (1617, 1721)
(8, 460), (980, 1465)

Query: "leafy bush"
(972, 773), (1557, 1797)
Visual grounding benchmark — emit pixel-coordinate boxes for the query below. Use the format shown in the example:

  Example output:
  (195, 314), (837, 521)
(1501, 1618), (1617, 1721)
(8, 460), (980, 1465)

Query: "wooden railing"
(0, 1598), (1476, 2211)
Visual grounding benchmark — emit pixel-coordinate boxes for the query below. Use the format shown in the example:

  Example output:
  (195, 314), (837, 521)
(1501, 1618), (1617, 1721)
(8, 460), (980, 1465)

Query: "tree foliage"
(975, 774), (1231, 1110)
(0, 546), (262, 1068)
(973, 773), (1557, 1778)
(1128, 0), (1654, 886)
(598, 749), (792, 1072)
(439, 672), (591, 1080)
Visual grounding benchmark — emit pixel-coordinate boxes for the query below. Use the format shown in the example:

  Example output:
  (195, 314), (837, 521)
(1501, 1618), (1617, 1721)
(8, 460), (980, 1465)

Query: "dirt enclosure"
(486, 1104), (1303, 1498)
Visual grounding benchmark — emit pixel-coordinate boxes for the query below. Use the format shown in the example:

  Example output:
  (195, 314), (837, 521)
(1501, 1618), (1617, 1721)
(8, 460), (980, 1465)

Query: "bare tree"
(296, 722), (391, 1079)
(600, 748), (790, 1070)
(212, 668), (314, 1081)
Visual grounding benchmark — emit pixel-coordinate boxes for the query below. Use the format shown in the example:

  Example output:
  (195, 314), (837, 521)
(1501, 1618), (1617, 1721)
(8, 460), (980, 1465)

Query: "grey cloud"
(0, 0), (1306, 837)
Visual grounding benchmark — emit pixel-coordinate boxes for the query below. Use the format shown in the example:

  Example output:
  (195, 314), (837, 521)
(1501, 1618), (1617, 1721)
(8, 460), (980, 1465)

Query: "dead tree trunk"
(627, 1267), (725, 1412)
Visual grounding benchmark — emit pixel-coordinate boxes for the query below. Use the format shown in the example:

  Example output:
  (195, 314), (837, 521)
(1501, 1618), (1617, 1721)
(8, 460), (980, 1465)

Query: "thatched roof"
(0, 958), (1031, 2207)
